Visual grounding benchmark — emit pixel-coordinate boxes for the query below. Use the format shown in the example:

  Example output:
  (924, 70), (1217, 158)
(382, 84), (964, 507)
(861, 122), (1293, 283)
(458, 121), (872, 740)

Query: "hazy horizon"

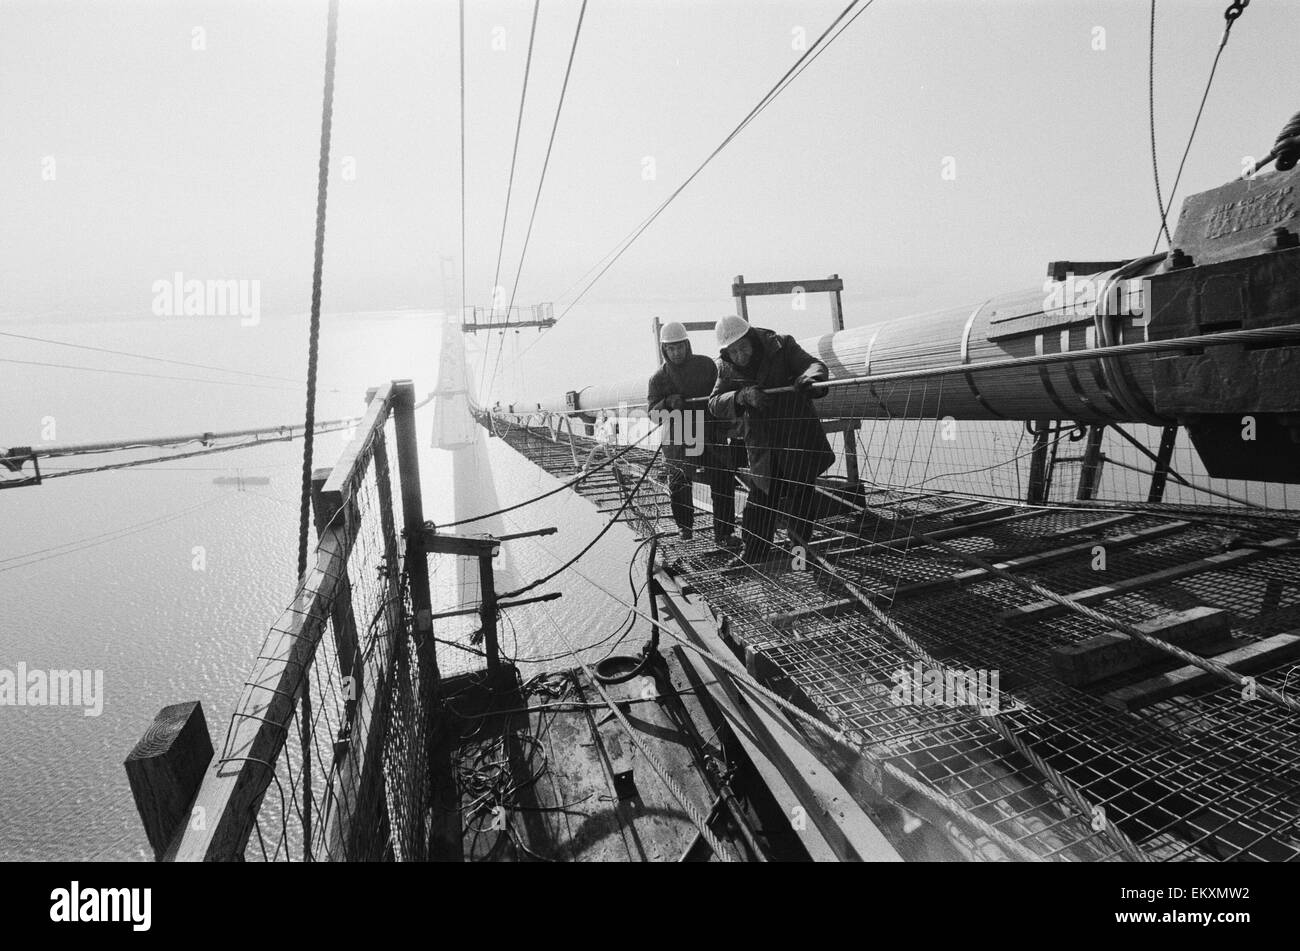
(4, 0), (1299, 403)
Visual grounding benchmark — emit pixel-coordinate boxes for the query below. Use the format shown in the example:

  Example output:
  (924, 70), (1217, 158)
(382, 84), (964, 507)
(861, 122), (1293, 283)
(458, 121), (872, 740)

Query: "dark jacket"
(647, 341), (720, 463)
(707, 327), (833, 493)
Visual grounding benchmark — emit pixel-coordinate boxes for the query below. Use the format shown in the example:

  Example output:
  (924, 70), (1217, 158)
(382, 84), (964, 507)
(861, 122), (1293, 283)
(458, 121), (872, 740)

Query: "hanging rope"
(297, 0), (341, 583)
(293, 1), (341, 864)
(459, 0), (467, 326)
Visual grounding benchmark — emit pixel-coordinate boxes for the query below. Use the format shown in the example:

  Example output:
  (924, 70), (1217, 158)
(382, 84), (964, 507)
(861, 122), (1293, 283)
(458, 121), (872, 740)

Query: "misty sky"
(3, 0), (1299, 395)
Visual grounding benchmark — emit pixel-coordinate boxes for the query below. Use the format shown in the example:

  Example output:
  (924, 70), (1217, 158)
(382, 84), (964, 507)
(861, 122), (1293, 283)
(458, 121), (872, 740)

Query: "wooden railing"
(124, 380), (437, 861)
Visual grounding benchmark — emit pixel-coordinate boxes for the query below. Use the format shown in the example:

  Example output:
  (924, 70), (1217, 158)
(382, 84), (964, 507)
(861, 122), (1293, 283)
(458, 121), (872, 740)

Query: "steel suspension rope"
(1148, 0), (1248, 253)
(498, 0), (588, 341)
(0, 356), (307, 392)
(542, 0), (875, 331)
(483, 0), (542, 399)
(0, 329), (312, 386)
(1147, 0), (1173, 250)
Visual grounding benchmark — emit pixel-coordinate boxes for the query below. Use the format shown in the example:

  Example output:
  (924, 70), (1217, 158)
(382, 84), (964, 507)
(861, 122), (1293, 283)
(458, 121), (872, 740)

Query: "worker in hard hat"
(647, 321), (741, 549)
(708, 314), (834, 563)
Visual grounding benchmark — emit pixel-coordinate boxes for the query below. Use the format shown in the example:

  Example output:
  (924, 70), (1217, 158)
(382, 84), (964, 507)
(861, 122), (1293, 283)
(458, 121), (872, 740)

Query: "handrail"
(163, 384), (405, 861)
(505, 323), (1300, 418)
(169, 519), (356, 860)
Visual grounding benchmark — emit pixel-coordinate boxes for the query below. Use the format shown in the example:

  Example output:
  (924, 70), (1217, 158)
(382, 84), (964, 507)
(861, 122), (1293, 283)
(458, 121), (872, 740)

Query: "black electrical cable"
(495, 446), (661, 601)
(437, 420), (661, 527)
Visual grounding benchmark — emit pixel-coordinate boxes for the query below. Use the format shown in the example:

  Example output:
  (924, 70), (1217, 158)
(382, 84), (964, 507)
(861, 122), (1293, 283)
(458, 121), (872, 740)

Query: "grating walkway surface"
(486, 416), (1300, 862)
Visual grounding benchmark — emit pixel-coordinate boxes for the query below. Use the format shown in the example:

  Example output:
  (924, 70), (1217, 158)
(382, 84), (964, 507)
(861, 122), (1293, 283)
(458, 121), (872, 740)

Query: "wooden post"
(310, 467), (362, 722)
(828, 273), (844, 332)
(651, 315), (663, 367)
(827, 274), (860, 488)
(478, 553), (501, 676)
(1026, 422), (1052, 504)
(1075, 425), (1106, 501)
(392, 379), (446, 860)
(124, 701), (214, 860)
(1148, 425), (1179, 502)
(392, 380), (437, 683)
(733, 274), (749, 322)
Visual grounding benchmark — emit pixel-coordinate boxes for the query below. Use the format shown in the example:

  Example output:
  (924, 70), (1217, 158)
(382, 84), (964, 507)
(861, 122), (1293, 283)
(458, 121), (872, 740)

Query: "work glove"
(794, 370), (823, 393)
(666, 394), (685, 411)
(737, 386), (768, 412)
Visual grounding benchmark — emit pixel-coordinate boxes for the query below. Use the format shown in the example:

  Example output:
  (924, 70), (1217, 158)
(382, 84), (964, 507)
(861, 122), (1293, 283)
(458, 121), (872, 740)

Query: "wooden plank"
(921, 499), (986, 519)
(824, 512), (1130, 561)
(870, 496), (984, 518)
(889, 519), (1190, 603)
(921, 507), (1067, 541)
(764, 598), (859, 628)
(655, 569), (902, 862)
(821, 418), (861, 434)
(733, 278), (844, 297)
(321, 382), (394, 505)
(998, 537), (1298, 625)
(1050, 607), (1233, 687)
(422, 531), (500, 556)
(1103, 632), (1300, 711)
(948, 504), (1015, 525)
(125, 701), (214, 860)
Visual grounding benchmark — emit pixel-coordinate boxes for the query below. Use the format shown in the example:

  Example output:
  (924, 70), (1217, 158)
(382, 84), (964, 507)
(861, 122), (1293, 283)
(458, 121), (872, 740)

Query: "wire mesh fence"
(486, 343), (1300, 861)
(204, 404), (437, 862)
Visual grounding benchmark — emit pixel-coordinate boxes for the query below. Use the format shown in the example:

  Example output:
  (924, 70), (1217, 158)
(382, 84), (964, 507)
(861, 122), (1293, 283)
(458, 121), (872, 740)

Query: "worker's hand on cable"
(794, 371), (823, 393)
(737, 385), (768, 412)
(665, 394), (685, 411)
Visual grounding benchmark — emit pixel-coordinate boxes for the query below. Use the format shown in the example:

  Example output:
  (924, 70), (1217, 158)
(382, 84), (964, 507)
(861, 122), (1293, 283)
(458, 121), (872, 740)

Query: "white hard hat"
(715, 314), (750, 350)
(659, 321), (689, 345)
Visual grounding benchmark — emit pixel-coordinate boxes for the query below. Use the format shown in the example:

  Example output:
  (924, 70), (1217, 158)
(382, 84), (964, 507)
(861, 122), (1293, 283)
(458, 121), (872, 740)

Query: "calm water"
(4, 303), (1294, 861)
(0, 310), (642, 861)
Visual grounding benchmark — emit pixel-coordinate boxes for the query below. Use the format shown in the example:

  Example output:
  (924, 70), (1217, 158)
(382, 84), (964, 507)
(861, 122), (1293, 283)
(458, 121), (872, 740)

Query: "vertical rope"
(297, 0), (341, 582)
(459, 0), (467, 327)
(296, 0), (341, 863)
